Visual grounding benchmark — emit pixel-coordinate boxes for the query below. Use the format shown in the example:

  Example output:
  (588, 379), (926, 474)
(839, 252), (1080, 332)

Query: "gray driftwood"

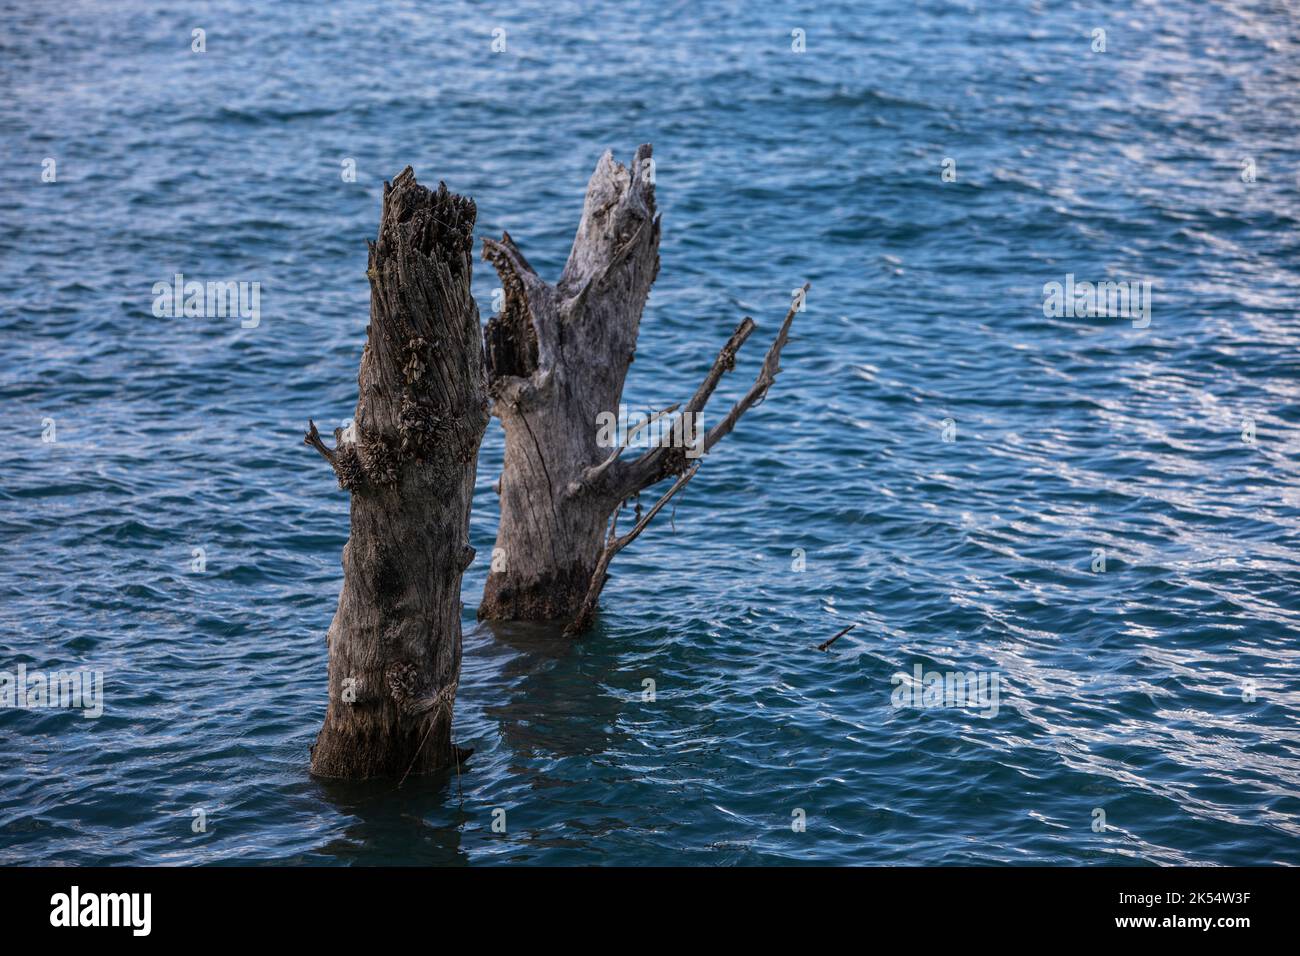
(477, 143), (804, 634)
(305, 168), (488, 779)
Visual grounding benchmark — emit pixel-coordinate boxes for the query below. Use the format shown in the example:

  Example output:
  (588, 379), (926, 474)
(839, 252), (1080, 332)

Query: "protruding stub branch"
(304, 418), (365, 491)
(565, 462), (700, 636)
(304, 419), (336, 466)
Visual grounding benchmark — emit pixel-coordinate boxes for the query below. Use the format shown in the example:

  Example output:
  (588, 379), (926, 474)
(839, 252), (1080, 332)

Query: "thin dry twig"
(816, 622), (859, 652)
(563, 286), (807, 636)
(702, 282), (806, 454)
(612, 283), (806, 499)
(565, 462), (700, 635)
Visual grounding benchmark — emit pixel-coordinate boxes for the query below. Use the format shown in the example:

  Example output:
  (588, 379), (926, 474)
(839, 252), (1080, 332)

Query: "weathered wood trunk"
(478, 145), (661, 622)
(306, 168), (488, 779)
(478, 144), (802, 632)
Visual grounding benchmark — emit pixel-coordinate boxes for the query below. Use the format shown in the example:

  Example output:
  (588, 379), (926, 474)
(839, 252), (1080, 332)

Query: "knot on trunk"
(386, 660), (455, 718)
(385, 660), (419, 711)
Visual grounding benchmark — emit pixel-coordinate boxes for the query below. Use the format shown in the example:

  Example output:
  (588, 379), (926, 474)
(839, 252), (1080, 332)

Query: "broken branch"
(565, 462), (700, 636)
(702, 282), (806, 454)
(304, 419), (337, 466)
(569, 402), (680, 496)
(613, 284), (804, 499)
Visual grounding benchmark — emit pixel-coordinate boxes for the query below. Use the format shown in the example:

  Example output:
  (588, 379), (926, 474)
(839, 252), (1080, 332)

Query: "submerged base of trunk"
(311, 711), (473, 780)
(479, 560), (596, 623)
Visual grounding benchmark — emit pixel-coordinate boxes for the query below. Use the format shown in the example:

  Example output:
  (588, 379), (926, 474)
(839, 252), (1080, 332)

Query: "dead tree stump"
(305, 168), (488, 779)
(477, 144), (803, 633)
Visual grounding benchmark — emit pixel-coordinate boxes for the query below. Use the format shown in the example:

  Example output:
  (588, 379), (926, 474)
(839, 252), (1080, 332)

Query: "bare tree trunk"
(305, 168), (488, 779)
(477, 144), (803, 633)
(477, 145), (660, 623)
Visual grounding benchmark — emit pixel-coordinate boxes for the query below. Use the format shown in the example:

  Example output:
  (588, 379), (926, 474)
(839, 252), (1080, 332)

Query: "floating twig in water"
(816, 623), (858, 652)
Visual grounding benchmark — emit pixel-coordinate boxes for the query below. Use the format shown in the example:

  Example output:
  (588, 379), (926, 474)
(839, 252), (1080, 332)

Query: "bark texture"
(306, 168), (488, 779)
(479, 145), (661, 623)
(478, 143), (803, 633)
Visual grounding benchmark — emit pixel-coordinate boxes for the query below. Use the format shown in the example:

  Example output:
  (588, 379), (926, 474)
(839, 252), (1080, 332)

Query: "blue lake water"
(2, 0), (1299, 865)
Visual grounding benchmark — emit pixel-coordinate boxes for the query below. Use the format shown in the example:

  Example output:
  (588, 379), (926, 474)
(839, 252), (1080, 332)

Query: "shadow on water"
(306, 754), (472, 866)
(475, 618), (631, 763)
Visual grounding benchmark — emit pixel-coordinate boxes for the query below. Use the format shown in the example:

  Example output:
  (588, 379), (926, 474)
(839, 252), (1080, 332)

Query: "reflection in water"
(475, 620), (630, 763)
(311, 772), (470, 867)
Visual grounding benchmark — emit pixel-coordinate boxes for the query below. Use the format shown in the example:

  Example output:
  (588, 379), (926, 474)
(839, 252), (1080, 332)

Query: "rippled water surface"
(3, 0), (1300, 865)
